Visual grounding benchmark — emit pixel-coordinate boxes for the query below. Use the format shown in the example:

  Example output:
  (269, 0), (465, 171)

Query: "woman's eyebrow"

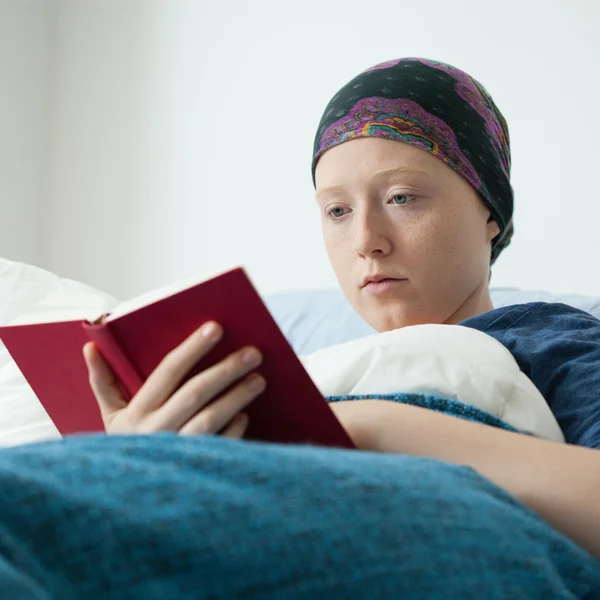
(371, 166), (430, 181)
(315, 166), (430, 202)
(315, 185), (344, 203)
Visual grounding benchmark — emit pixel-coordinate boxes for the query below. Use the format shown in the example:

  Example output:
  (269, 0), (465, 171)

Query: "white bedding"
(0, 257), (118, 447)
(0, 358), (61, 446)
(301, 324), (565, 443)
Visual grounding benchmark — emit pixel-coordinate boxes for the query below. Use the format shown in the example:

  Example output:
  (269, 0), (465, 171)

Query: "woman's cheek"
(405, 210), (452, 260)
(323, 230), (354, 289)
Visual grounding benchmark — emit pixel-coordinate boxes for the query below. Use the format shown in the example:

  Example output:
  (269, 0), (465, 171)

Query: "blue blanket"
(0, 434), (598, 599)
(327, 393), (521, 432)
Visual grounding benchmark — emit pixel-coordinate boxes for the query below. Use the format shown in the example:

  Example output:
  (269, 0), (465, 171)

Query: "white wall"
(0, 0), (51, 266)
(3, 0), (600, 300)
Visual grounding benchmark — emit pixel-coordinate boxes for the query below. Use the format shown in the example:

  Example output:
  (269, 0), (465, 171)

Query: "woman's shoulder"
(461, 301), (600, 336)
(463, 302), (600, 448)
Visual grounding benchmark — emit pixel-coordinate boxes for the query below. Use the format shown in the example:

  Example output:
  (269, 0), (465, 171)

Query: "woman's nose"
(355, 214), (392, 258)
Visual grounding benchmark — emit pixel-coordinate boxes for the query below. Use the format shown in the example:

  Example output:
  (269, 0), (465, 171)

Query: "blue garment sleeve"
(462, 302), (600, 449)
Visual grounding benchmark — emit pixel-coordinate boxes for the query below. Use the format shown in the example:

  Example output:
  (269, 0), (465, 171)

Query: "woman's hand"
(82, 321), (265, 437)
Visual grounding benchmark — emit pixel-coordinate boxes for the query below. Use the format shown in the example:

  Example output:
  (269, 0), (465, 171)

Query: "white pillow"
(301, 324), (565, 443)
(0, 257), (118, 446)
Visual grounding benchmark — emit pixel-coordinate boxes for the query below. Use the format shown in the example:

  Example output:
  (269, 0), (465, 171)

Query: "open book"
(0, 267), (355, 449)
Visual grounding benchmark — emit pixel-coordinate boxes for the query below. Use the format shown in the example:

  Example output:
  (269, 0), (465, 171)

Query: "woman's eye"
(389, 193), (414, 205)
(328, 207), (347, 218)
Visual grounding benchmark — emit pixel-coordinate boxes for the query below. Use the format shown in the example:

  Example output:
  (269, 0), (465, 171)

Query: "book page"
(6, 265), (242, 326)
(104, 264), (240, 322)
(8, 292), (113, 325)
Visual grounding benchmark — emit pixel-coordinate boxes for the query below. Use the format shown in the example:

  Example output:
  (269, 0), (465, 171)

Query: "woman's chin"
(359, 300), (443, 332)
(362, 308), (419, 332)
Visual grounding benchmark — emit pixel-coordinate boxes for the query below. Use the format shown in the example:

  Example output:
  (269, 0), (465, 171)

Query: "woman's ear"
(486, 216), (500, 241)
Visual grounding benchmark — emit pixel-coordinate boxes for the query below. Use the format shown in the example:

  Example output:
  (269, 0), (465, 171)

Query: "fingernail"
(248, 374), (266, 393)
(242, 347), (261, 367)
(202, 322), (221, 341)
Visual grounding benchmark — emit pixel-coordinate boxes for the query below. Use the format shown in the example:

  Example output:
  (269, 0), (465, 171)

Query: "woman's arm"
(331, 400), (600, 562)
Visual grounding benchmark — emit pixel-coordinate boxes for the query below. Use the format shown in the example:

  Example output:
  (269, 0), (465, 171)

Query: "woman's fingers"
(158, 346), (262, 429)
(177, 373), (266, 436)
(220, 412), (249, 439)
(129, 321), (223, 414)
(83, 342), (127, 419)
(85, 320), (265, 438)
(217, 412), (249, 439)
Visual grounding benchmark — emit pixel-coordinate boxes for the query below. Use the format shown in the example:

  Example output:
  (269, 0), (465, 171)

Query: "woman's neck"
(444, 284), (494, 325)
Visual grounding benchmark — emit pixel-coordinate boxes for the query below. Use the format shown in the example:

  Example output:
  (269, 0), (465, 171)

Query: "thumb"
(83, 342), (127, 416)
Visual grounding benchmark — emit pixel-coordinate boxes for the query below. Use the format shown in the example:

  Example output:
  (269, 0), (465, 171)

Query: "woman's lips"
(363, 278), (408, 295)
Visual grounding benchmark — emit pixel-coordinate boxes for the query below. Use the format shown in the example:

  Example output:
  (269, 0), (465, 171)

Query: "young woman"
(78, 57), (600, 584)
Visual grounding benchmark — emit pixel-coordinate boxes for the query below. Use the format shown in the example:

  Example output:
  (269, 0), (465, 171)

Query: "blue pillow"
(266, 287), (600, 355)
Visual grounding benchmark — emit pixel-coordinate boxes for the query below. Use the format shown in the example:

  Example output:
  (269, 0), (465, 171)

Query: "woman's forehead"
(315, 138), (450, 189)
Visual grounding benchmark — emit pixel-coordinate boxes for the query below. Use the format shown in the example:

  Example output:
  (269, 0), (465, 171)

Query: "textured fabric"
(311, 57), (514, 263)
(462, 302), (600, 449)
(0, 434), (599, 599)
(327, 393), (520, 432)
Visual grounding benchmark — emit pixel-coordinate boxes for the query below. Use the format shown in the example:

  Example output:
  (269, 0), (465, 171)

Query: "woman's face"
(315, 138), (500, 332)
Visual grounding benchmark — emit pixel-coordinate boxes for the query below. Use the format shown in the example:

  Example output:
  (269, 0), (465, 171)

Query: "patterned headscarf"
(312, 58), (513, 264)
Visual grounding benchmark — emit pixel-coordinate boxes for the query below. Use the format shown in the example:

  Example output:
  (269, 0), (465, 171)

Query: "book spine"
(83, 321), (145, 401)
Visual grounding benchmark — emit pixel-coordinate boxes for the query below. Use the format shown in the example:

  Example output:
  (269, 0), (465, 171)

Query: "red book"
(0, 267), (355, 449)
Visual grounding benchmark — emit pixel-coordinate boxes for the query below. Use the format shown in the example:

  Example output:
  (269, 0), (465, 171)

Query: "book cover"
(0, 268), (355, 449)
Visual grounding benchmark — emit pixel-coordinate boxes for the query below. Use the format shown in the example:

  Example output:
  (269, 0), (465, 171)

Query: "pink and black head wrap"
(312, 58), (514, 264)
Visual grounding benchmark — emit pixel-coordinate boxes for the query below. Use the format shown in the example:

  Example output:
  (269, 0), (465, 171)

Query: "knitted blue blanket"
(327, 393), (521, 432)
(0, 434), (598, 599)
